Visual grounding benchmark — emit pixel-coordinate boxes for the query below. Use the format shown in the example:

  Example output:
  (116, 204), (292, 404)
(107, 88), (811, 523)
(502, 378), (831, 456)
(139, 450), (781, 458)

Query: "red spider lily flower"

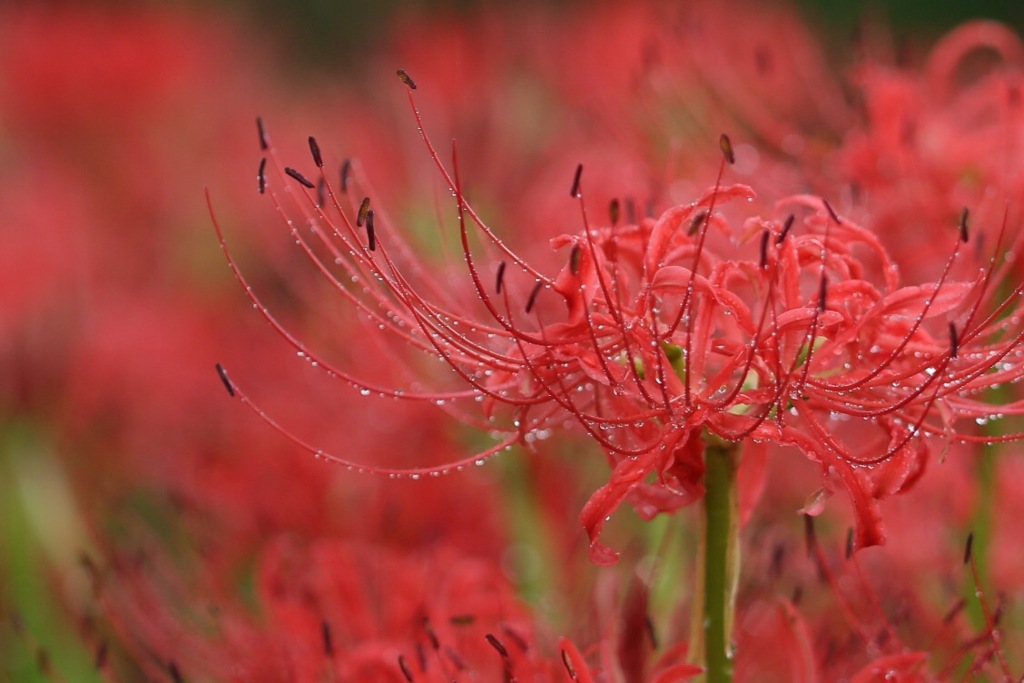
(217, 73), (1024, 567)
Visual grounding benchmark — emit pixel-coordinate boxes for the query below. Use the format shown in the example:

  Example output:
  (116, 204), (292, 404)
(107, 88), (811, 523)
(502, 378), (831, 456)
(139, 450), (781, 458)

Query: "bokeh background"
(2, 1), (1023, 681)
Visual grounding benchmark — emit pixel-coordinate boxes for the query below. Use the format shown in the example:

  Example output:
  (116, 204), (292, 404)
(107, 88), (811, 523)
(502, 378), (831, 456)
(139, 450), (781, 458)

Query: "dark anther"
(959, 207), (970, 243)
(446, 646), (467, 671)
(423, 618), (440, 650)
(215, 363), (235, 398)
(645, 615), (658, 649)
(687, 209), (707, 236)
(485, 633), (510, 659)
(357, 197), (371, 227)
(949, 322), (959, 359)
(415, 642), (427, 671)
(561, 649), (578, 680)
(398, 654), (415, 682)
(818, 273), (828, 311)
(845, 528), (854, 560)
(94, 640), (108, 670)
(770, 543), (785, 578)
(526, 281), (543, 313)
(609, 198), (621, 226)
(322, 620), (334, 656)
(803, 514), (816, 558)
(942, 598), (966, 624)
(397, 69), (417, 90)
(366, 210), (376, 252)
(285, 167), (316, 189)
(449, 614), (475, 625)
(963, 531), (974, 565)
(257, 157), (267, 195)
(823, 198), (840, 223)
(777, 214), (795, 245)
(340, 159), (352, 193)
(719, 133), (736, 165)
(496, 261), (507, 294)
(316, 177), (326, 208)
(309, 136), (323, 168)
(626, 198), (638, 224)
(169, 662), (184, 683)
(502, 625), (528, 652)
(569, 244), (582, 275)
(759, 228), (770, 269)
(570, 163), (583, 198)
(256, 116), (268, 151)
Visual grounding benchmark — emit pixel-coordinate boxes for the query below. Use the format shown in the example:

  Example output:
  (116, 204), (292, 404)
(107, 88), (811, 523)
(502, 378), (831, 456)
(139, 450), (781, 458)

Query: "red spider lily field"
(3, 1), (1024, 681)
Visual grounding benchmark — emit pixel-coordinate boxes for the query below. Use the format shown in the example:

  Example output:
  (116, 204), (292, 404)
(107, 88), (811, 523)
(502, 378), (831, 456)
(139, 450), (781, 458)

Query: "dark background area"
(186, 0), (1024, 68)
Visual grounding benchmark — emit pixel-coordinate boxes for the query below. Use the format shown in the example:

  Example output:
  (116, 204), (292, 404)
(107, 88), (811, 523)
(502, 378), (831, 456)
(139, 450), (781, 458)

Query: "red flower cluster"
(7, 0), (1023, 679)
(221, 82), (1024, 565)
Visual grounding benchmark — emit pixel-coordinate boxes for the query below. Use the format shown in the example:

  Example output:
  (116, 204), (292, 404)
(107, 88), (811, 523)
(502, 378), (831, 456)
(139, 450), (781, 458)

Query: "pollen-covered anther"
(308, 136), (323, 168)
(357, 196), (371, 227)
(396, 69), (417, 89)
(285, 167), (316, 189)
(719, 133), (736, 164)
(570, 163), (583, 198)
(257, 158), (267, 195)
(365, 210), (376, 252)
(959, 206), (970, 243)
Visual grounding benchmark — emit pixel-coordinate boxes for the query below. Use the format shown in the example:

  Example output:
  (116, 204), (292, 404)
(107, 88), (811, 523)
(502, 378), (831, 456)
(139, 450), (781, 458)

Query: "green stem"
(690, 441), (740, 683)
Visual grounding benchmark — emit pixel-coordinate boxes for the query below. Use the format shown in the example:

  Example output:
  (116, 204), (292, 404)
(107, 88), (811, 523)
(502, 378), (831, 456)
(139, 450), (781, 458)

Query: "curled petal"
(644, 184), (757, 277)
(879, 281), (974, 318)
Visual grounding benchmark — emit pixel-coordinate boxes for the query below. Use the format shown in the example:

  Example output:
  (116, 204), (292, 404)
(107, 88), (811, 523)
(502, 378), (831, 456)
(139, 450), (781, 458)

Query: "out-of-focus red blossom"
(91, 537), (585, 683)
(0, 5), (229, 136)
(841, 21), (1024, 279)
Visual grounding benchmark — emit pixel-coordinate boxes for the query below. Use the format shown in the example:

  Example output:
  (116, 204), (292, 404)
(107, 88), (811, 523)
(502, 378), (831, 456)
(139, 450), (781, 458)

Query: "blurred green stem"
(689, 441), (739, 683)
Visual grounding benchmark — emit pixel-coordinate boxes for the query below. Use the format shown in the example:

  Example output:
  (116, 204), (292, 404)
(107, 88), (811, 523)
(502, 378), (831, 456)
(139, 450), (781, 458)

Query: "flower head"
(217, 67), (1024, 566)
